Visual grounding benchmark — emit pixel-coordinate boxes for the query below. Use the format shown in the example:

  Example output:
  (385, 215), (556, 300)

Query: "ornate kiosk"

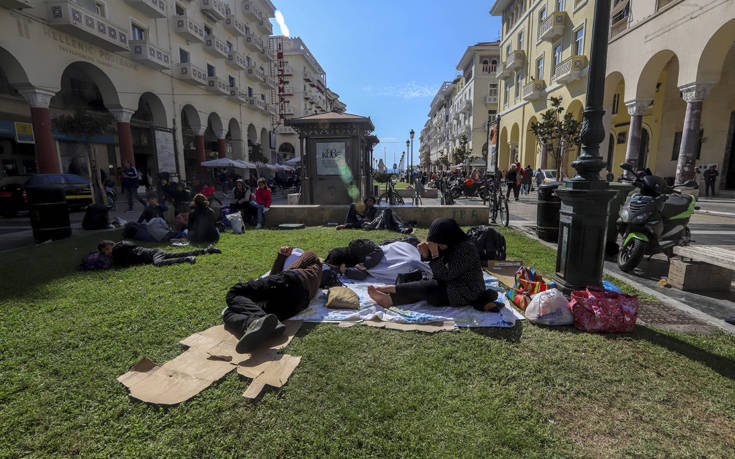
(286, 112), (379, 205)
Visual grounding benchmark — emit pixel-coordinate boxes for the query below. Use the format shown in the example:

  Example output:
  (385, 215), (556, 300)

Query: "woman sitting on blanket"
(367, 218), (499, 311)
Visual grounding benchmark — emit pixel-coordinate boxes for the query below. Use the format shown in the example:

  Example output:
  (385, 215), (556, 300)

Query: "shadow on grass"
(470, 322), (524, 343)
(628, 327), (735, 381)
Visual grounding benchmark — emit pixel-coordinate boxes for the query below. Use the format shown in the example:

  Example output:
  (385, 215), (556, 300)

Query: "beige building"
(270, 35), (345, 161)
(0, 0), (277, 182)
(419, 41), (500, 171)
(603, 0), (735, 189)
(491, 0), (595, 175)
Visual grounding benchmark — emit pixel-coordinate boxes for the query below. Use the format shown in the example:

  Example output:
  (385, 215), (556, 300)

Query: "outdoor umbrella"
(285, 157), (301, 166)
(233, 160), (257, 169)
(201, 158), (243, 168)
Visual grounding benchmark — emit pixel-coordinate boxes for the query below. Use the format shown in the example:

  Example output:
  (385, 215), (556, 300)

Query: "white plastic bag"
(525, 289), (573, 326)
(226, 212), (244, 234)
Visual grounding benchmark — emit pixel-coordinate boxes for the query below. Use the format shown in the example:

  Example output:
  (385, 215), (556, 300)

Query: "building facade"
(419, 41), (500, 172)
(491, 0), (595, 175)
(0, 0), (278, 183)
(270, 35), (345, 162)
(603, 0), (735, 189)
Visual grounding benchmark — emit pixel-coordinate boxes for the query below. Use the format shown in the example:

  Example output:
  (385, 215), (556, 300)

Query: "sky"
(272, 0), (502, 169)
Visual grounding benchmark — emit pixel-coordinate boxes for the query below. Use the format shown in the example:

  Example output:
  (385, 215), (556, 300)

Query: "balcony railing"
(264, 47), (276, 61)
(267, 104), (277, 116)
(552, 55), (588, 84)
(281, 106), (295, 115)
(461, 98), (472, 112)
(255, 98), (267, 111)
(279, 64), (293, 75)
(47, 1), (129, 52)
(242, 0), (259, 20)
(522, 80), (547, 101)
(265, 75), (276, 88)
(505, 50), (526, 71)
(174, 14), (205, 42)
(227, 51), (248, 70)
(254, 68), (265, 82)
(224, 14), (247, 37)
(204, 34), (228, 59)
(303, 70), (312, 82)
(538, 12), (567, 42)
(281, 85), (293, 95)
(129, 39), (171, 70)
(244, 31), (264, 52)
(230, 87), (249, 103)
(200, 0), (226, 21)
(207, 76), (229, 95)
(176, 62), (208, 86)
(0, 0), (32, 9)
(125, 0), (166, 18)
(485, 94), (498, 105)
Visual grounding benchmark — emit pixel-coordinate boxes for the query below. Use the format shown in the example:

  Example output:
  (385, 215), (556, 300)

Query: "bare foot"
(335, 225), (346, 230)
(368, 286), (393, 308)
(376, 285), (396, 294)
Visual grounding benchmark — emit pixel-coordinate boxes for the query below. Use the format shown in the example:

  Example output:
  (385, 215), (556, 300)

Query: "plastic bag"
(226, 212), (244, 234)
(525, 289), (573, 326)
(570, 287), (638, 333)
(507, 267), (554, 311)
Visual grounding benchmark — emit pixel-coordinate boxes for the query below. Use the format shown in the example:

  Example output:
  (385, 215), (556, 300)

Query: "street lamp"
(406, 139), (411, 182)
(410, 129), (415, 179)
(553, 0), (617, 293)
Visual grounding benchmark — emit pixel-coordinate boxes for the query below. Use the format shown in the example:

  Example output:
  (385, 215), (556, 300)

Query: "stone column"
(194, 126), (207, 177)
(215, 129), (227, 159)
(17, 87), (59, 173)
(508, 142), (518, 168)
(623, 99), (651, 176)
(111, 108), (136, 167)
(676, 83), (711, 185)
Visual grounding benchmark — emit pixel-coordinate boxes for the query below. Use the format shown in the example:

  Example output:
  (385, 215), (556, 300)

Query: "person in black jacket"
(367, 218), (498, 311)
(187, 193), (219, 244)
(336, 197), (378, 230)
(79, 239), (221, 270)
(324, 238), (385, 280)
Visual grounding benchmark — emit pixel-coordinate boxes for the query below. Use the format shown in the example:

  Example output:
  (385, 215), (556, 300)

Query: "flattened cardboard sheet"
(337, 319), (456, 333)
(486, 260), (523, 289)
(117, 321), (303, 405)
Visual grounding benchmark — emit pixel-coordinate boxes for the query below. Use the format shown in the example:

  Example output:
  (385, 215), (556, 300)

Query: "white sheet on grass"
(278, 247), (524, 328)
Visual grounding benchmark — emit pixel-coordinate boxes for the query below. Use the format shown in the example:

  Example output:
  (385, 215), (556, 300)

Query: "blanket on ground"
(276, 248), (524, 328)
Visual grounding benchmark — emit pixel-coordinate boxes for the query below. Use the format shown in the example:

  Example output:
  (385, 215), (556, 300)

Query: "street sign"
(14, 122), (35, 144)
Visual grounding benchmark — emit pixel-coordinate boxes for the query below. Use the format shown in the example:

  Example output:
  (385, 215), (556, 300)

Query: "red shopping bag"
(570, 287), (639, 333)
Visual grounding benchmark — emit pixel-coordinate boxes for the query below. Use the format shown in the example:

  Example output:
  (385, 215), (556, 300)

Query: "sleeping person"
(367, 218), (499, 312)
(323, 239), (385, 281)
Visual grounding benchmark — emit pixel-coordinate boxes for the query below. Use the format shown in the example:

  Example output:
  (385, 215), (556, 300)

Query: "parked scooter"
(616, 163), (699, 273)
(450, 177), (490, 202)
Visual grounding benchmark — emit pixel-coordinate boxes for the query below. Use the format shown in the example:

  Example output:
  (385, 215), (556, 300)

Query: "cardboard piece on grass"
(117, 320), (302, 405)
(237, 349), (302, 399)
(486, 260), (523, 288)
(337, 319), (456, 333)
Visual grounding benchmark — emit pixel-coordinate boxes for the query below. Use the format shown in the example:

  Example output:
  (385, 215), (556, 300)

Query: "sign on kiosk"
(316, 141), (346, 175)
(14, 122), (35, 144)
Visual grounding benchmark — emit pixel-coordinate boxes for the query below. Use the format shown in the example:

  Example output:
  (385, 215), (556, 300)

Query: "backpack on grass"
(466, 225), (507, 261)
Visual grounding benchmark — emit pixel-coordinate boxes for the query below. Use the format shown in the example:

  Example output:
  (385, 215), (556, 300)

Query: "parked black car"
(0, 174), (93, 217)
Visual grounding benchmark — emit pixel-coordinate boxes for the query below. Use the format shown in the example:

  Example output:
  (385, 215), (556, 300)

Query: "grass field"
(375, 181), (411, 190)
(1, 227), (734, 456)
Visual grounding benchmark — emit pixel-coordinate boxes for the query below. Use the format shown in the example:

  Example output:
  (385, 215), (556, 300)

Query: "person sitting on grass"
(222, 246), (322, 353)
(79, 240), (221, 270)
(336, 197), (378, 230)
(367, 218), (499, 311)
(137, 191), (168, 223)
(251, 178), (272, 229)
(188, 194), (219, 244)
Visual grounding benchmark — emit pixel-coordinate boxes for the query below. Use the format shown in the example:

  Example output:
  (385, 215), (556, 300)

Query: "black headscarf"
(427, 218), (466, 247)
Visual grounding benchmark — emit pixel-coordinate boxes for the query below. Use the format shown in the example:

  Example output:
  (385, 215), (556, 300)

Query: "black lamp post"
(410, 129), (415, 176)
(405, 139), (411, 182)
(553, 0), (617, 293)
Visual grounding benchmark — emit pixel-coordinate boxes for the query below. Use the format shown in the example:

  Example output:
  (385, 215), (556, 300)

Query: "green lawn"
(1, 227), (734, 456)
(375, 181), (411, 190)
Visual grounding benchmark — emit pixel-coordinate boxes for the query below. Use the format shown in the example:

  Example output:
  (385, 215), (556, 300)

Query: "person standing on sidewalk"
(506, 164), (520, 201)
(703, 165), (719, 197)
(122, 160), (140, 212)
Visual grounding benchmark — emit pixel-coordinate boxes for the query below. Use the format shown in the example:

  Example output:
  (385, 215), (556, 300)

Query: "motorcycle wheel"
(450, 188), (461, 200)
(618, 238), (646, 273)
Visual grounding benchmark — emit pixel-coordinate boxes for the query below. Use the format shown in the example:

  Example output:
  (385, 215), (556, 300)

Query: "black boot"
(236, 314), (280, 353)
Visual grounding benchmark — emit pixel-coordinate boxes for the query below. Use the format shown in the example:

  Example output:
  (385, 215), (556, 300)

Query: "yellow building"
(490, 0), (595, 176)
(603, 0), (735, 189)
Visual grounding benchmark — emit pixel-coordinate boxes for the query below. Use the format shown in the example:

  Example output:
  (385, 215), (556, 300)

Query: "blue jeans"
(250, 200), (263, 225)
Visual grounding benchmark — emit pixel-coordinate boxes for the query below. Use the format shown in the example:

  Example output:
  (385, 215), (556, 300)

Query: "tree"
(529, 96), (582, 180)
(438, 154), (450, 169)
(53, 109), (114, 205)
(452, 134), (471, 168)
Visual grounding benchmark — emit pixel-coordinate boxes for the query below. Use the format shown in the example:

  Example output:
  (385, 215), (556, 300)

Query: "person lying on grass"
(367, 217), (499, 311)
(323, 238), (385, 281)
(222, 246), (323, 353)
(79, 240), (221, 270)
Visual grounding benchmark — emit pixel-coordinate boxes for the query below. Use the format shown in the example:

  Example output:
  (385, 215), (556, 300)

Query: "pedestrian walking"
(703, 165), (719, 197)
(506, 164), (520, 201)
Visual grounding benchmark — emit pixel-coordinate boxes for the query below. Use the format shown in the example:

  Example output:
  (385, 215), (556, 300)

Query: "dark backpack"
(466, 226), (507, 261)
(82, 204), (109, 230)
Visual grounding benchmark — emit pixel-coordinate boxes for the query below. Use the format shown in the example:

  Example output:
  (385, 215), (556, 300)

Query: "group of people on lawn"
(80, 216), (499, 353)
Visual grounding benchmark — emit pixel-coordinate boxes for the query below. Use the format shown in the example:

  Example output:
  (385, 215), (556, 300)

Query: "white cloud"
(362, 82), (438, 99)
(275, 11), (290, 37)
